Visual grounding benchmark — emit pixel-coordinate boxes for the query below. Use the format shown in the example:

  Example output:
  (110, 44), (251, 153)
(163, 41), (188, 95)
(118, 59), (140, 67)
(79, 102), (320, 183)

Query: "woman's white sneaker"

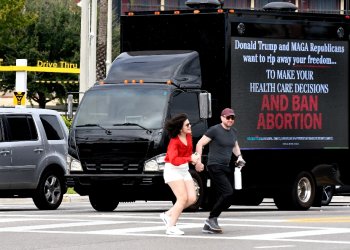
(166, 226), (184, 235)
(160, 212), (170, 227)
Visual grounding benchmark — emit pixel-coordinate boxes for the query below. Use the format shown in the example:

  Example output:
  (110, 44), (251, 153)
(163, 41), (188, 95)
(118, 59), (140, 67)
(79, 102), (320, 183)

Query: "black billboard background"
(231, 37), (349, 149)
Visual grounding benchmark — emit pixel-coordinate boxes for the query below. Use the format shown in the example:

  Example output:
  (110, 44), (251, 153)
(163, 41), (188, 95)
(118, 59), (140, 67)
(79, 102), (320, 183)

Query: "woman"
(160, 113), (200, 235)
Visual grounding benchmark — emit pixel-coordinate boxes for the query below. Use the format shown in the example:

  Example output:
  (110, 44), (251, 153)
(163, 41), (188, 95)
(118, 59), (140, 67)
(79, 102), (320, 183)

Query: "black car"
(322, 185), (350, 205)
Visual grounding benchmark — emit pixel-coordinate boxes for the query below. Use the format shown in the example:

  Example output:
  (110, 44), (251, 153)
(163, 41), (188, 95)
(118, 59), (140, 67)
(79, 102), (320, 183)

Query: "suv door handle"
(0, 150), (11, 156)
(34, 148), (44, 153)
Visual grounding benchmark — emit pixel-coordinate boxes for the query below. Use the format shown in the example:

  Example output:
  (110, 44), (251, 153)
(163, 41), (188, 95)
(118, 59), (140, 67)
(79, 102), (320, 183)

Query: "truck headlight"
(67, 155), (83, 172)
(144, 153), (166, 172)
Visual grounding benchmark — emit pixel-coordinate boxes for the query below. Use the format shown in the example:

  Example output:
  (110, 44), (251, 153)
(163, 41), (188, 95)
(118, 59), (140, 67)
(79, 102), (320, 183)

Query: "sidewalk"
(0, 194), (88, 205)
(330, 195), (350, 203)
(62, 193), (89, 203)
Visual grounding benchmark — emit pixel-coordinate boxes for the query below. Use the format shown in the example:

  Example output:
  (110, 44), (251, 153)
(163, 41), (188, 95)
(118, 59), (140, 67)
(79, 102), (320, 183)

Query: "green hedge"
(61, 115), (72, 129)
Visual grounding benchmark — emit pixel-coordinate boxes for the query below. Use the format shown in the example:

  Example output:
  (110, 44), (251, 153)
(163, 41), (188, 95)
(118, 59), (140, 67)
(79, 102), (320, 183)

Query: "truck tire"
(274, 171), (315, 210)
(200, 189), (215, 211)
(32, 170), (65, 210)
(321, 185), (335, 206)
(234, 192), (264, 206)
(89, 193), (119, 212)
(184, 170), (204, 212)
(245, 194), (264, 206)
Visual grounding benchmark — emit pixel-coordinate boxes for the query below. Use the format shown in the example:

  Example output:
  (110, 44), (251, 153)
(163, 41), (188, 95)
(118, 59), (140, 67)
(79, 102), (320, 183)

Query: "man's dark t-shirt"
(205, 124), (238, 166)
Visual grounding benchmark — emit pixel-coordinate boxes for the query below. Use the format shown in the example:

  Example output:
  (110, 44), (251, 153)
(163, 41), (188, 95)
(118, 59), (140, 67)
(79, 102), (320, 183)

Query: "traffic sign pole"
(15, 59), (27, 107)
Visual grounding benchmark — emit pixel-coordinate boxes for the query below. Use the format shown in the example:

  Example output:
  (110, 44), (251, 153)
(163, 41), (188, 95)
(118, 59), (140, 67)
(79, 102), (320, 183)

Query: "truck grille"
(85, 163), (140, 172)
(76, 136), (151, 174)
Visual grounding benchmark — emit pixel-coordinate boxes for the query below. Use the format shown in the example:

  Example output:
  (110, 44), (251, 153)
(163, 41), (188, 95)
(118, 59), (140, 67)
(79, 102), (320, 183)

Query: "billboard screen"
(231, 37), (349, 149)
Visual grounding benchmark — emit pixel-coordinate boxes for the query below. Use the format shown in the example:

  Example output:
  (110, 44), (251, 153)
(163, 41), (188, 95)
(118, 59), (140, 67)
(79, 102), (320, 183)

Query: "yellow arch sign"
(13, 92), (26, 105)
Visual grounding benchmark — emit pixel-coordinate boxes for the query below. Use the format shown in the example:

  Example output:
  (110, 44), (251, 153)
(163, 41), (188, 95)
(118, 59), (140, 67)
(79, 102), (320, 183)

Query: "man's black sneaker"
(205, 217), (222, 231)
(202, 224), (223, 234)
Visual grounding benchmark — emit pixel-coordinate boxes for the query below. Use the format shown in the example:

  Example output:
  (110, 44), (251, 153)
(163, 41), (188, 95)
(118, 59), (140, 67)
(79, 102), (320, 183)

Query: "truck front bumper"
(65, 173), (171, 199)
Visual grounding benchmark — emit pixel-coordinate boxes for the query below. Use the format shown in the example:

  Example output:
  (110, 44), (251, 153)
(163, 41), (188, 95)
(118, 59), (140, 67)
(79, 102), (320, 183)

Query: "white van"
(0, 108), (68, 209)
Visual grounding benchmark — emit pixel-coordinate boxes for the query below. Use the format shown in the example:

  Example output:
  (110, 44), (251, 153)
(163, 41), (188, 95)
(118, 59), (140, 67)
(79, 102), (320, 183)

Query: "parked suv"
(0, 107), (68, 209)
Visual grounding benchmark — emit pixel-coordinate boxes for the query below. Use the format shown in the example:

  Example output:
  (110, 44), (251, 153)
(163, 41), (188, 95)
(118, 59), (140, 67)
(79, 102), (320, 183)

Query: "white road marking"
(236, 228), (350, 240)
(0, 220), (124, 232)
(0, 214), (350, 247)
(254, 246), (295, 249)
(0, 218), (36, 223)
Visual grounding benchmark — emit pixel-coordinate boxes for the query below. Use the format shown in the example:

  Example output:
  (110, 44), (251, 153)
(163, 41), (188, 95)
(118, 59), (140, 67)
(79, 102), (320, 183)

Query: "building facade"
(120, 0), (348, 14)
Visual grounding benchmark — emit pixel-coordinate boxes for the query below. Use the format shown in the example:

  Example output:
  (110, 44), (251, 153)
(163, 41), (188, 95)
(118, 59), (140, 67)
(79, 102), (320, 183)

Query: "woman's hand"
(191, 153), (200, 164)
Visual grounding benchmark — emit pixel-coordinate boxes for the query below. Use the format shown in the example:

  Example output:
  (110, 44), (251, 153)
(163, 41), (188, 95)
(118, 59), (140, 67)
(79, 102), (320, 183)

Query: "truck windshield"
(74, 87), (169, 129)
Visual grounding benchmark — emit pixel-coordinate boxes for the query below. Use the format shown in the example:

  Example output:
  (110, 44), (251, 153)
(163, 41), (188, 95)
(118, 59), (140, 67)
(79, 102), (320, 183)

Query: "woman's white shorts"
(163, 162), (192, 183)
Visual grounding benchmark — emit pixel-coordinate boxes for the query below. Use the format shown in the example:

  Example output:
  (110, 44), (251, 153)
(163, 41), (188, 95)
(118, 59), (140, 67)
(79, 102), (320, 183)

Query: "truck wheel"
(247, 194), (264, 206)
(274, 171), (315, 210)
(293, 172), (315, 209)
(235, 192), (264, 206)
(89, 193), (119, 212)
(184, 170), (204, 212)
(32, 170), (64, 210)
(321, 185), (335, 206)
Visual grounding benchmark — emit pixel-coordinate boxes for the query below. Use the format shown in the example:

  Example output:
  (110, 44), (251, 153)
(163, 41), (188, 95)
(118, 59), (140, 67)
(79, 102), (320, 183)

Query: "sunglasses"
(223, 115), (235, 120)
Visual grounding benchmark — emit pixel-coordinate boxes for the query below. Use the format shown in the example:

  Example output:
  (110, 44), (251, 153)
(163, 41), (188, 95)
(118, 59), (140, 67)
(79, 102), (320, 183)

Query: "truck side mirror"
(199, 92), (212, 119)
(67, 94), (74, 120)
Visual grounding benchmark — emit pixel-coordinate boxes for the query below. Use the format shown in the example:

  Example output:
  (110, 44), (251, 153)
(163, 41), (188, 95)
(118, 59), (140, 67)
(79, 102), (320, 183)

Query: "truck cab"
(67, 51), (210, 211)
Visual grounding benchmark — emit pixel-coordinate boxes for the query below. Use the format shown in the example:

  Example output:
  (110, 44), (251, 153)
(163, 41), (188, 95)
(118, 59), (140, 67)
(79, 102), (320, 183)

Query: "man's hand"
(236, 155), (246, 168)
(195, 162), (204, 172)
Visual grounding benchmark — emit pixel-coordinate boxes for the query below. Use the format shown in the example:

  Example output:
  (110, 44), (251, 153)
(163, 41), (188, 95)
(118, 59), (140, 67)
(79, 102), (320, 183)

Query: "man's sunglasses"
(223, 115), (235, 120)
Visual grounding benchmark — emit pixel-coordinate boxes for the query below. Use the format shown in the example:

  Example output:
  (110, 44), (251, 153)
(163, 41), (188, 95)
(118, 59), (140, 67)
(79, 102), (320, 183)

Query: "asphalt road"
(0, 195), (350, 250)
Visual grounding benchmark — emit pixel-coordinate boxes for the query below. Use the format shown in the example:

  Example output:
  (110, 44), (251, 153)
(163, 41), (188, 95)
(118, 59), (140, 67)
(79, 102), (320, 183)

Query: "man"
(195, 108), (245, 234)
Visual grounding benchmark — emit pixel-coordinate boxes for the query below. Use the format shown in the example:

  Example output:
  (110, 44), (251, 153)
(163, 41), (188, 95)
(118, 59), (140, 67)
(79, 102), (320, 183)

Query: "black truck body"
(67, 6), (349, 211)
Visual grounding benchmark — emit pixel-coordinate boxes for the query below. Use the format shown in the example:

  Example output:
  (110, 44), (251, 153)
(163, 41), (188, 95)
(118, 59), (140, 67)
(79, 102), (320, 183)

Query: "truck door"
(0, 115), (12, 188)
(4, 114), (44, 188)
(169, 91), (207, 144)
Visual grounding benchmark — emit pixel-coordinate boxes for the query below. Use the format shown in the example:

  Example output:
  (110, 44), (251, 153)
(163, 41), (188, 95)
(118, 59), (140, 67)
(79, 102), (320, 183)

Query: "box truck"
(66, 2), (349, 211)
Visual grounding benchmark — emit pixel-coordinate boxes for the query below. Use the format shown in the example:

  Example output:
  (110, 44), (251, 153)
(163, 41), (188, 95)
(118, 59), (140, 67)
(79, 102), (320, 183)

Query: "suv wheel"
(32, 170), (64, 210)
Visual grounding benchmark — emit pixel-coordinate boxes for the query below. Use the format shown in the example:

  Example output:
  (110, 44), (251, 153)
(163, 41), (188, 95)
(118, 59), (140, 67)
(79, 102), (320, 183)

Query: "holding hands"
(191, 152), (200, 164)
(191, 152), (204, 172)
(195, 162), (204, 172)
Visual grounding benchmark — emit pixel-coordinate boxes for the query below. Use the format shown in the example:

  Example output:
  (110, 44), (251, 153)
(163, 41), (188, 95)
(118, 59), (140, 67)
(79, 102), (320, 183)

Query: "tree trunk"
(36, 92), (47, 109)
(96, 0), (108, 81)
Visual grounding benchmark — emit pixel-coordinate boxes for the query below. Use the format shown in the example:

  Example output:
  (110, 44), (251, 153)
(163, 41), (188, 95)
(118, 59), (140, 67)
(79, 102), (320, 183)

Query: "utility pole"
(90, 0), (97, 86)
(79, 0), (90, 102)
(106, 0), (112, 74)
(78, 0), (97, 102)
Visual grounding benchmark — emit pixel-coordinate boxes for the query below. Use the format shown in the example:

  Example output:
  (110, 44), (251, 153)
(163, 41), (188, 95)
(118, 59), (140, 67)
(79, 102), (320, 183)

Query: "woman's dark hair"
(165, 113), (188, 138)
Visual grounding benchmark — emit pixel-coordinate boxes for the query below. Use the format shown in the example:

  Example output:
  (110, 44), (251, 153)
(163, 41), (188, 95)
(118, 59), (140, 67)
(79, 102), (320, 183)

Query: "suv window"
(40, 114), (64, 140)
(6, 115), (38, 141)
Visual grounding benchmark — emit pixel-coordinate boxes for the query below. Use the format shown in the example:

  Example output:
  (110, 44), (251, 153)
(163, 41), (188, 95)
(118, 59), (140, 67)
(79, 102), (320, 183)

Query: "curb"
(62, 194), (88, 203)
(0, 194), (88, 205)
